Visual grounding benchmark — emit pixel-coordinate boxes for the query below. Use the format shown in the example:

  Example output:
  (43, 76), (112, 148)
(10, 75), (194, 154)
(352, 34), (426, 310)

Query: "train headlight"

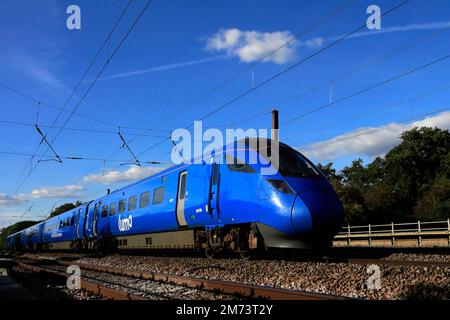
(267, 179), (294, 194)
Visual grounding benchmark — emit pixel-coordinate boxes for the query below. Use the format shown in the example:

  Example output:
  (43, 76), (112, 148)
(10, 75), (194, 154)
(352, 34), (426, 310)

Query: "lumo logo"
(118, 215), (133, 232)
(66, 265), (81, 290)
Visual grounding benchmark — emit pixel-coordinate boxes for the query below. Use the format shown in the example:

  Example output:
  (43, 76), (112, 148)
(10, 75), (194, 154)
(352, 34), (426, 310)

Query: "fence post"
(347, 225), (351, 246)
(368, 224), (372, 246)
(418, 220), (421, 247)
(391, 222), (395, 246)
(447, 219), (450, 246)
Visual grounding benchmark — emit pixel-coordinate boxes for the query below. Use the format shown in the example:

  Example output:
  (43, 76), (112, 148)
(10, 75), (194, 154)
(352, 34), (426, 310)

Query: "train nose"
(291, 187), (345, 239)
(291, 196), (313, 235)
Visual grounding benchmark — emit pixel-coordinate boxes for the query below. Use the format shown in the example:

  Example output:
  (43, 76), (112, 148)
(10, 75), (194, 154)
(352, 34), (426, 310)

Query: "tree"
(317, 127), (450, 225)
(48, 201), (83, 218)
(383, 127), (450, 203)
(414, 176), (450, 221)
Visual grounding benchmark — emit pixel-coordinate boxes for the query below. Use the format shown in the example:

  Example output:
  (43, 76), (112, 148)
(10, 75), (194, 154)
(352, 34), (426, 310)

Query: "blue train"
(6, 139), (344, 257)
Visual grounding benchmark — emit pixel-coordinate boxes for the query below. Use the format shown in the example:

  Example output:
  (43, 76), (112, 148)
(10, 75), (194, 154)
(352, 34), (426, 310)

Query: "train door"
(176, 171), (188, 226)
(84, 203), (96, 239)
(81, 203), (92, 238)
(92, 202), (99, 238)
(208, 160), (221, 221)
(39, 222), (45, 244)
(75, 208), (82, 239)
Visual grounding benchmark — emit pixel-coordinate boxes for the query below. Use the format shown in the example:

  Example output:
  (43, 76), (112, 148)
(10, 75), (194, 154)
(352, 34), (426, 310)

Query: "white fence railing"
(333, 219), (450, 247)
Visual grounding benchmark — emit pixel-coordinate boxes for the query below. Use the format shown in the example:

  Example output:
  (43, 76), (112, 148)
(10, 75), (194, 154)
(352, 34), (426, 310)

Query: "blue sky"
(1, 0), (450, 227)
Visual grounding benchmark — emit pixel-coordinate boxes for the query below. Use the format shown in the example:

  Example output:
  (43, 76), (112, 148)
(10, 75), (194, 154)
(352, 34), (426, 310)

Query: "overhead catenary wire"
(0, 150), (170, 164)
(281, 52), (450, 126)
(17, 0), (359, 218)
(5, 0), (135, 192)
(64, 0), (358, 189)
(133, 0), (411, 160)
(5, 1), (416, 222)
(0, 81), (171, 131)
(0, 0), (152, 212)
(26, 0), (413, 218)
(210, 23), (450, 130)
(118, 131), (142, 166)
(147, 0), (357, 132)
(282, 82), (450, 144)
(36, 0), (153, 164)
(1, 0), (157, 219)
(34, 125), (62, 163)
(0, 1), (135, 211)
(0, 119), (169, 137)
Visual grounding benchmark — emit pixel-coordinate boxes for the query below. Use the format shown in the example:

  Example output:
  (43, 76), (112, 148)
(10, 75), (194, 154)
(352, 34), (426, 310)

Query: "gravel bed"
(41, 263), (234, 300)
(383, 253), (450, 262)
(73, 255), (450, 300)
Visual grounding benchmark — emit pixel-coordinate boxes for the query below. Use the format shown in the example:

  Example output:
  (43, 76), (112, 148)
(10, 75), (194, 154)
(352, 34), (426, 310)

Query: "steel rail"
(14, 261), (147, 300)
(53, 260), (349, 300)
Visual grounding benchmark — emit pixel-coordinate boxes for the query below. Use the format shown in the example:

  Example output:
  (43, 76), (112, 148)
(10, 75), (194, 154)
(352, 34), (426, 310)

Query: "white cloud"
(205, 28), (300, 64)
(0, 193), (28, 207)
(25, 185), (84, 199)
(203, 22), (450, 65)
(0, 186), (82, 209)
(82, 165), (165, 185)
(304, 37), (324, 49)
(0, 165), (165, 210)
(300, 111), (450, 162)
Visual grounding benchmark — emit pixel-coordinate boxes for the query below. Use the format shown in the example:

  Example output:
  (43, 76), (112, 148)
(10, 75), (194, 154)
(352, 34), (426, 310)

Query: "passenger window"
(153, 186), (165, 205)
(128, 196), (137, 211)
(102, 205), (108, 217)
(226, 155), (256, 173)
(140, 192), (150, 208)
(118, 200), (126, 213)
(179, 174), (187, 199)
(161, 175), (166, 184)
(71, 216), (75, 226)
(110, 203), (116, 215)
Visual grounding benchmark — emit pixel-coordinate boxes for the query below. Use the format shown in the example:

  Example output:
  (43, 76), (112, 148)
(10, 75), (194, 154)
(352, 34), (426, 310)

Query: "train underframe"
(19, 223), (329, 258)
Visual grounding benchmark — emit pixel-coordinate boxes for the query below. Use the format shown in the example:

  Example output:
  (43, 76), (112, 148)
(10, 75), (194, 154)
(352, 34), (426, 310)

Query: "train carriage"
(7, 139), (345, 257)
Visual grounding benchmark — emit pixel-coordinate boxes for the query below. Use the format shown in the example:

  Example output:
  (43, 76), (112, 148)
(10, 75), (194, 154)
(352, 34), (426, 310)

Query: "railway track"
(9, 256), (350, 300)
(13, 260), (146, 300)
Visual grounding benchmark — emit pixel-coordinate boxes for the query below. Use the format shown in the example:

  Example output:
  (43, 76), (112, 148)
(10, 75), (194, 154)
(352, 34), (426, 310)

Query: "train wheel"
(205, 248), (215, 259)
